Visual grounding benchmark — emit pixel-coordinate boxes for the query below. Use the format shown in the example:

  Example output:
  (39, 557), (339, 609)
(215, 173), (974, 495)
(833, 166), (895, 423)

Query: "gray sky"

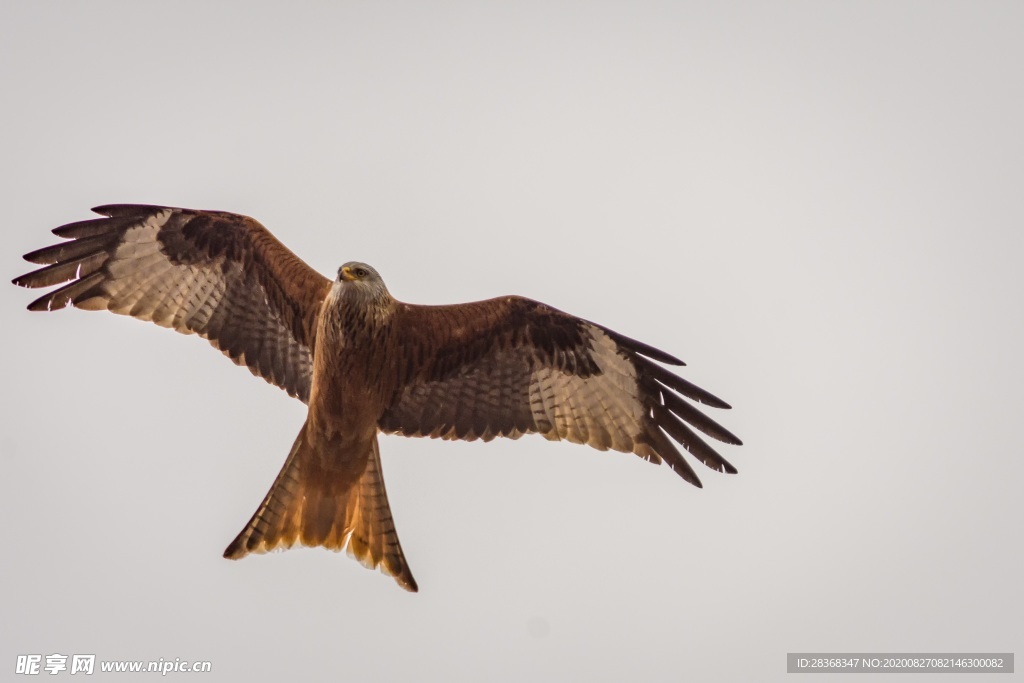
(3, 2), (1021, 681)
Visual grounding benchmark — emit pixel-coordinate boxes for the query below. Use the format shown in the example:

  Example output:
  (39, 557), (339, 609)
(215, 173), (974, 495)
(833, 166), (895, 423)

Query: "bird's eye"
(355, 268), (368, 278)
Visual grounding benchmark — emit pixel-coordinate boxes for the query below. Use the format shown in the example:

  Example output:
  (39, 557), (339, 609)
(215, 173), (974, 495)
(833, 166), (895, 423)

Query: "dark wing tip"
(693, 393), (730, 410)
(643, 425), (704, 487)
(651, 404), (738, 477)
(686, 474), (705, 488)
(661, 390), (743, 445)
(91, 203), (154, 217)
(599, 325), (686, 365)
(25, 294), (62, 312)
(646, 363), (733, 410)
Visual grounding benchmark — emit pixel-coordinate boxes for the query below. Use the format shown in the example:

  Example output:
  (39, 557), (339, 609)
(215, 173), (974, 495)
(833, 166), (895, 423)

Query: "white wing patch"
(77, 210), (173, 313)
(528, 327), (644, 453)
(81, 212), (230, 336)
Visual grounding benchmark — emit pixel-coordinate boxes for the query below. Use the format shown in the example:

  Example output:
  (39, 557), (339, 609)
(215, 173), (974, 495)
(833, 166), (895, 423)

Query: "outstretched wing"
(13, 205), (332, 402)
(379, 297), (741, 487)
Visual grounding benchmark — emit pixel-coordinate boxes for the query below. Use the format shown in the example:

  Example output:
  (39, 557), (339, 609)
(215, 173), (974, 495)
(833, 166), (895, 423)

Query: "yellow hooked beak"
(340, 266), (357, 281)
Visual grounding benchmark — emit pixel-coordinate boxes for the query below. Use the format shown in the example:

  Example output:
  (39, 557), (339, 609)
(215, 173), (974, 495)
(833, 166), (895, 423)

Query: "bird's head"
(337, 261), (381, 285)
(334, 261), (392, 312)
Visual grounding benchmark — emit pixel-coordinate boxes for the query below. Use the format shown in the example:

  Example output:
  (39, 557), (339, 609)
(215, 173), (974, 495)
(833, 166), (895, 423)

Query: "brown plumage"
(13, 204), (742, 592)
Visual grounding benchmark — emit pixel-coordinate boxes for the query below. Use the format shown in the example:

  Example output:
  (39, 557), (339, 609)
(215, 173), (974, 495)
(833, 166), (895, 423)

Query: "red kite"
(14, 204), (741, 592)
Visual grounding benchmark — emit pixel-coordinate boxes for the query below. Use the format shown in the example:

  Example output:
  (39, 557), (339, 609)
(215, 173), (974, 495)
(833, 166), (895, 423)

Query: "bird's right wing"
(379, 297), (741, 487)
(13, 204), (332, 402)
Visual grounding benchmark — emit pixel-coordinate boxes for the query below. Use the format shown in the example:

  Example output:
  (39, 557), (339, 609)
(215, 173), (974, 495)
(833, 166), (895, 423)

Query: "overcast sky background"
(2, 2), (1021, 681)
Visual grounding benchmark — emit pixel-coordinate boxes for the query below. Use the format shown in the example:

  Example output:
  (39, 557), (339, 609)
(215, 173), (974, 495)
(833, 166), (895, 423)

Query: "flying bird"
(13, 204), (741, 592)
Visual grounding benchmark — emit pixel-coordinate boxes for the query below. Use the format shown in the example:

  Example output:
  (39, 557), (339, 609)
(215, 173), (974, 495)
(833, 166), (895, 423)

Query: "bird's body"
(14, 205), (741, 592)
(311, 273), (393, 464)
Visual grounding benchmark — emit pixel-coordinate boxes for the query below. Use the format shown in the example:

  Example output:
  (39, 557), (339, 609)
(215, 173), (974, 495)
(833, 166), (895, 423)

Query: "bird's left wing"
(379, 297), (741, 487)
(13, 205), (332, 402)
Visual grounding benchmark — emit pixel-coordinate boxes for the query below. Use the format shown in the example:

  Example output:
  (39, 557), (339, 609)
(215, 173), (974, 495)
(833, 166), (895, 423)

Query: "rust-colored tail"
(223, 424), (417, 592)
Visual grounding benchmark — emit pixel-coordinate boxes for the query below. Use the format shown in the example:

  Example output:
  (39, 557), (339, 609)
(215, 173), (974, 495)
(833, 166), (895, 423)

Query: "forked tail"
(223, 424), (417, 592)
